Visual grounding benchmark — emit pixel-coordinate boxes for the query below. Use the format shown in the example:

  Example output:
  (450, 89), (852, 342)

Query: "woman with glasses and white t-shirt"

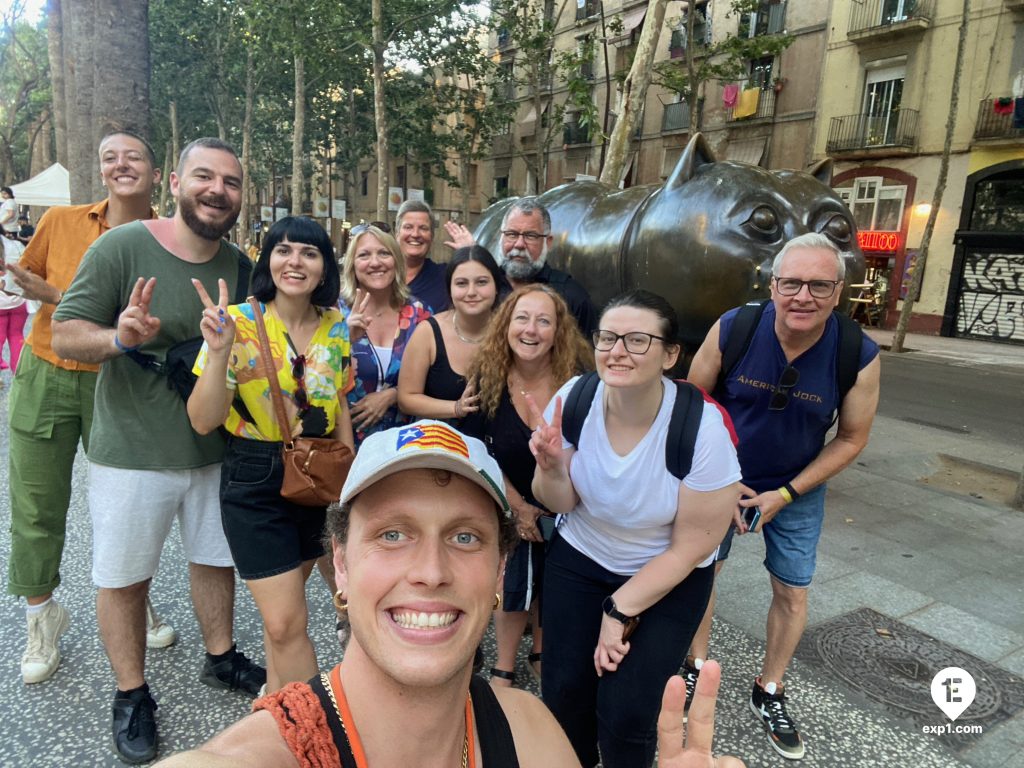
(528, 289), (741, 768)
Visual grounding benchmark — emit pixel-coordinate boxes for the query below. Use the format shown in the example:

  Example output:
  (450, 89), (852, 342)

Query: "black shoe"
(681, 659), (700, 721)
(750, 677), (805, 760)
(199, 645), (266, 696)
(111, 685), (158, 764)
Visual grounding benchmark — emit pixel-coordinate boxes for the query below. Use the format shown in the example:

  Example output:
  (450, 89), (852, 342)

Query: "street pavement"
(0, 329), (1022, 767)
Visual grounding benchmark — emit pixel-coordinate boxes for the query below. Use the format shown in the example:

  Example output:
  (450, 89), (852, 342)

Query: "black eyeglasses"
(291, 355), (310, 414)
(501, 230), (547, 243)
(773, 277), (841, 298)
(592, 330), (667, 354)
(768, 366), (800, 411)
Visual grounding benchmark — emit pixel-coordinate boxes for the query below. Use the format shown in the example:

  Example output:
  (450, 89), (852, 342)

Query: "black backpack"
(126, 251), (253, 402)
(715, 300), (863, 412)
(560, 371), (707, 480)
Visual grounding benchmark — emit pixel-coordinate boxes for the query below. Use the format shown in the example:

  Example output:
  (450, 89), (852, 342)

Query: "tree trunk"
(890, 0), (970, 353)
(239, 46), (255, 242)
(63, 0), (95, 203)
(158, 139), (171, 215)
(89, 0), (149, 200)
(372, 0), (389, 222)
(291, 53), (305, 215)
(599, 0), (667, 185)
(169, 100), (179, 171)
(46, 0), (68, 168)
(1014, 462), (1024, 510)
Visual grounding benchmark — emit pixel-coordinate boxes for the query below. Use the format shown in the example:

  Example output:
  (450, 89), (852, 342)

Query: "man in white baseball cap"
(157, 421), (742, 768)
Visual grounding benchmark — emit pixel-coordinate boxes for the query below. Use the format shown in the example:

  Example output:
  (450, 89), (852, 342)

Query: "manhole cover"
(797, 608), (1024, 751)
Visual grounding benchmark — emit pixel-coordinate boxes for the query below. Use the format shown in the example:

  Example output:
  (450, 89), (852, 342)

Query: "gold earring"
(333, 591), (348, 613)
(493, 593), (502, 610)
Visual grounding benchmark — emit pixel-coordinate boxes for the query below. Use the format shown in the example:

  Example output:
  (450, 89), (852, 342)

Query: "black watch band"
(602, 596), (640, 641)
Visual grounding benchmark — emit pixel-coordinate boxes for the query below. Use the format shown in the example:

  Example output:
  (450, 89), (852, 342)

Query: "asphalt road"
(876, 352), (1024, 452)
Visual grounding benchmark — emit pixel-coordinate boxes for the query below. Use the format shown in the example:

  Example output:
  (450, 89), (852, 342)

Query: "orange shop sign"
(857, 231), (901, 252)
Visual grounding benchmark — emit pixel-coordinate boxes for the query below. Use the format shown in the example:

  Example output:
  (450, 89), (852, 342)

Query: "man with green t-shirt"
(52, 138), (265, 765)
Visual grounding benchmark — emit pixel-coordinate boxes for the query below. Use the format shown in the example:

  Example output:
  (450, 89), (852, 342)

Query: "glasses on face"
(768, 365), (800, 411)
(773, 277), (841, 299)
(501, 230), (547, 243)
(291, 355), (310, 414)
(592, 330), (666, 354)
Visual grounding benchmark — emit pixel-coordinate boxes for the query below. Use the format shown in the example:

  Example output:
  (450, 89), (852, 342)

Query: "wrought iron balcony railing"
(725, 87), (777, 122)
(974, 98), (1024, 141)
(849, 0), (933, 36)
(826, 108), (919, 153)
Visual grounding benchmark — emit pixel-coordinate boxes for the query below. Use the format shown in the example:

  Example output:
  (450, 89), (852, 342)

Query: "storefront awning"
(609, 6), (646, 45)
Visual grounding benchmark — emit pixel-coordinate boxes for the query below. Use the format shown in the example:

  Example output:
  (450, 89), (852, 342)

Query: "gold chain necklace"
(451, 314), (482, 345)
(321, 672), (471, 767)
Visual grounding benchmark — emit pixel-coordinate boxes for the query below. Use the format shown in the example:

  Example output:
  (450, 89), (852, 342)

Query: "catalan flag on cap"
(396, 424), (470, 458)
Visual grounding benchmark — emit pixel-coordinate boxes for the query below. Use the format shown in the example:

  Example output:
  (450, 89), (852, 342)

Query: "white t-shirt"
(545, 376), (741, 575)
(372, 345), (393, 390)
(0, 199), (18, 233)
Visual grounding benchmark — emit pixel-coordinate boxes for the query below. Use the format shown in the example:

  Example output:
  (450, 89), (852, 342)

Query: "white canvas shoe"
(22, 600), (70, 684)
(145, 599), (177, 649)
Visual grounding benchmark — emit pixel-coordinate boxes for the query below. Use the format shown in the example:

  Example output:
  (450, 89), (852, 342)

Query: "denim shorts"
(715, 484), (827, 588)
(220, 436), (327, 581)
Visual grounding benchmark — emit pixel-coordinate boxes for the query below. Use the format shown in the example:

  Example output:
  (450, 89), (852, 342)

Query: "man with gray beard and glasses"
(52, 137), (264, 764)
(496, 197), (596, 335)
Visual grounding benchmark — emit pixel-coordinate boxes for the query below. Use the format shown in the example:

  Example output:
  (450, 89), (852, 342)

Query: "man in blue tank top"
(688, 232), (881, 760)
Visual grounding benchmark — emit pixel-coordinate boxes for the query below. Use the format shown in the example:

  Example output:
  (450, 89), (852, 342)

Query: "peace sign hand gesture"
(526, 394), (564, 472)
(116, 277), (161, 350)
(657, 662), (746, 768)
(345, 288), (372, 343)
(192, 278), (236, 355)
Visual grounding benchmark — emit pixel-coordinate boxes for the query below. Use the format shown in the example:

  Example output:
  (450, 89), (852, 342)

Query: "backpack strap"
(833, 310), (864, 408)
(233, 249), (253, 303)
(665, 380), (707, 480)
(561, 371), (601, 447)
(716, 300), (769, 395)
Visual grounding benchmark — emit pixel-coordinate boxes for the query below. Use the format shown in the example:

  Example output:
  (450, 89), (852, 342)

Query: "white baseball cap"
(340, 420), (511, 519)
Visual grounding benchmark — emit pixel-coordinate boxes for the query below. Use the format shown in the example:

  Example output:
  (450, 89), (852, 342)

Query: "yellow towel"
(732, 88), (760, 119)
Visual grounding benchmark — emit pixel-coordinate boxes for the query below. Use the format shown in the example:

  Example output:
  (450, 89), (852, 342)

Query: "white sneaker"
(145, 600), (177, 649)
(22, 601), (70, 684)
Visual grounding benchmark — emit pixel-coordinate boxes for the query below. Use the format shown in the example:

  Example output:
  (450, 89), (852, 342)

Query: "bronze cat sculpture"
(473, 133), (865, 349)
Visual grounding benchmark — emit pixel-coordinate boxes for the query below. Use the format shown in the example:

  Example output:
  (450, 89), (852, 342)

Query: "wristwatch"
(602, 596), (640, 641)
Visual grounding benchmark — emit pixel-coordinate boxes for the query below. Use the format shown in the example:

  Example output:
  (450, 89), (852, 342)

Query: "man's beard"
(178, 193), (239, 241)
(501, 241), (547, 280)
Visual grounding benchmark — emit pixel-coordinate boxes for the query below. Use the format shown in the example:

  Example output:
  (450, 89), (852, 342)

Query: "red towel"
(723, 84), (739, 108)
(994, 97), (1014, 115)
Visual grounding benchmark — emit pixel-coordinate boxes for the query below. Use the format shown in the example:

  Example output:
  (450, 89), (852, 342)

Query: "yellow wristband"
(777, 486), (793, 504)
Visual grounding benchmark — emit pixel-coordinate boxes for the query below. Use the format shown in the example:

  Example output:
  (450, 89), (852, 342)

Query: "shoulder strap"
(716, 300), (769, 395)
(234, 250), (253, 303)
(561, 371), (600, 448)
(665, 380), (706, 480)
(249, 298), (293, 445)
(833, 310), (864, 407)
(469, 676), (520, 768)
(309, 674), (359, 768)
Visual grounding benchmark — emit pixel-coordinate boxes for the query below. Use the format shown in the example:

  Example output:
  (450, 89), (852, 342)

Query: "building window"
(576, 0), (598, 21)
(836, 176), (906, 231)
(970, 171), (1024, 233)
(740, 0), (786, 37)
(361, 171), (368, 197)
(494, 176), (509, 199)
(499, 60), (515, 102)
(749, 56), (775, 89)
(396, 165), (406, 189)
(863, 64), (905, 144)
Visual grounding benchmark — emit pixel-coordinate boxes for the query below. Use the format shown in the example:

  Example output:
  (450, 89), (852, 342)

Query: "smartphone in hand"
(741, 506), (761, 532)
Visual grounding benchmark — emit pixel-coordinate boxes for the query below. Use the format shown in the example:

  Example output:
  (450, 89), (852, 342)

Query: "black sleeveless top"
(423, 316), (467, 403)
(310, 674), (519, 768)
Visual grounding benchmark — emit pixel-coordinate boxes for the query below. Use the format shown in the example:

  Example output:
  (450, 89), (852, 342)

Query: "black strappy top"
(423, 316), (467, 404)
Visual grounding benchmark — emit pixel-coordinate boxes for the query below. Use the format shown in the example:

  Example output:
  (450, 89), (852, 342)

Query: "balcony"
(668, 23), (709, 59)
(826, 108), (919, 156)
(974, 98), (1024, 142)
(575, 0), (598, 21)
(496, 27), (511, 49)
(725, 87), (777, 122)
(849, 0), (932, 43)
(661, 100), (692, 132)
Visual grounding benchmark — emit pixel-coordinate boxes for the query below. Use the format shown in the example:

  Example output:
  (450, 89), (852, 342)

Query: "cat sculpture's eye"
(745, 205), (779, 236)
(818, 212), (852, 245)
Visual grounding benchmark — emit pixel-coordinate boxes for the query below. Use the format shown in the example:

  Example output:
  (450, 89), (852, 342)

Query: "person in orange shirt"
(1, 130), (177, 686)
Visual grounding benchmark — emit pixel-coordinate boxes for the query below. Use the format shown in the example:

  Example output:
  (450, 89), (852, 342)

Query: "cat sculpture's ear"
(666, 133), (716, 190)
(806, 158), (833, 185)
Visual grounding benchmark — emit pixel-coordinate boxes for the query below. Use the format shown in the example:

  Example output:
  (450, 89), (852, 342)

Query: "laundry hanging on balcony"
(732, 88), (760, 119)
(723, 84), (739, 108)
(993, 97), (1013, 116)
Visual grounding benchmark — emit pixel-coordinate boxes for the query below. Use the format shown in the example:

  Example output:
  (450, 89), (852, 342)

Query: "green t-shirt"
(54, 221), (244, 470)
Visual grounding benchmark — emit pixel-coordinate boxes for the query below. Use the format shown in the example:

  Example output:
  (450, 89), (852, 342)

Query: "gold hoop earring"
(493, 593), (501, 610)
(333, 591), (348, 613)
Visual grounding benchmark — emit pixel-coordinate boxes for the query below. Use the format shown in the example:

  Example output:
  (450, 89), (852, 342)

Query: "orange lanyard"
(329, 665), (476, 768)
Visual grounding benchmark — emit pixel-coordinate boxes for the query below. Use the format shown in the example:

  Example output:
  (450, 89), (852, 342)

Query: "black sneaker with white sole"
(681, 659), (700, 722)
(750, 678), (805, 760)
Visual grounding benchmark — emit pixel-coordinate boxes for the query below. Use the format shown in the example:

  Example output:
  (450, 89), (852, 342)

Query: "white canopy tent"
(10, 163), (71, 207)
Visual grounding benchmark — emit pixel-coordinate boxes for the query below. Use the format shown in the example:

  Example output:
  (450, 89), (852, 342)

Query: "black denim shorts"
(219, 436), (327, 580)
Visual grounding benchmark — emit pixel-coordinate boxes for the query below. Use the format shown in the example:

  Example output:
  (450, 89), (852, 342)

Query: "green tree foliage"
(0, 5), (51, 184)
